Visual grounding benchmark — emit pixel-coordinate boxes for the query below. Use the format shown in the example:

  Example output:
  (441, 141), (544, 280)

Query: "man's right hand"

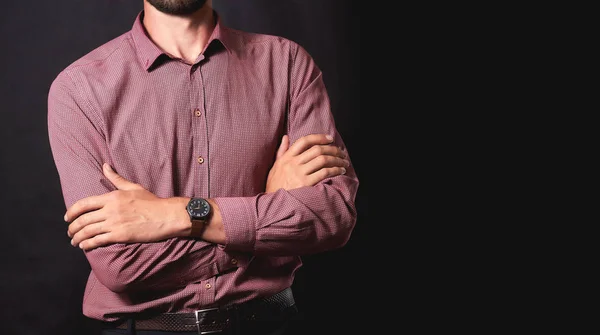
(266, 134), (349, 193)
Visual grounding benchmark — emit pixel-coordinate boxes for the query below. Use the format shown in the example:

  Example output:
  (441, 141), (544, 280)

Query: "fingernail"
(341, 167), (346, 175)
(103, 163), (111, 171)
(79, 243), (84, 249)
(70, 239), (75, 246)
(326, 135), (333, 141)
(64, 214), (68, 221)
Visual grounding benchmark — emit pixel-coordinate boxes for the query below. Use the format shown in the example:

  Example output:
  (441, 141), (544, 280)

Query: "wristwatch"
(186, 197), (211, 236)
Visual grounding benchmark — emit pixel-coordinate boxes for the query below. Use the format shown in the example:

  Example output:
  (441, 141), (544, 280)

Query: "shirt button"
(231, 258), (238, 265)
(194, 109), (201, 117)
(197, 156), (204, 164)
(205, 283), (212, 289)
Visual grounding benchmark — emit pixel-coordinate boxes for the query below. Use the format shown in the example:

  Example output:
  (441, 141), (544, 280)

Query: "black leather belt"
(115, 287), (296, 334)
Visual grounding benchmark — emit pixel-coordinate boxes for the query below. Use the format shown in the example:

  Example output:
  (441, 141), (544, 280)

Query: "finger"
(65, 194), (109, 222)
(305, 166), (347, 186)
(302, 155), (349, 175)
(78, 232), (114, 251)
(103, 163), (139, 191)
(286, 134), (334, 157)
(297, 144), (346, 165)
(71, 221), (108, 247)
(67, 210), (107, 238)
(275, 135), (290, 159)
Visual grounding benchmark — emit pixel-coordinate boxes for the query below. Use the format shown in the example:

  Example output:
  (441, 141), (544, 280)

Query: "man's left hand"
(65, 163), (189, 250)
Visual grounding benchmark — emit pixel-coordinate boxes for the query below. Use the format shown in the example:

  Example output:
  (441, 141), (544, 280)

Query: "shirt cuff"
(213, 196), (257, 253)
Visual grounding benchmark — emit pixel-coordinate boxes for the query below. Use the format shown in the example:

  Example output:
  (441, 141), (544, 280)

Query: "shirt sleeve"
(216, 42), (359, 256)
(47, 72), (225, 293)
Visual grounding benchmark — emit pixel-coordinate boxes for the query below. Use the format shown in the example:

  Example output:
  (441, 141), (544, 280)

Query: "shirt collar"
(208, 12), (234, 54)
(131, 10), (234, 71)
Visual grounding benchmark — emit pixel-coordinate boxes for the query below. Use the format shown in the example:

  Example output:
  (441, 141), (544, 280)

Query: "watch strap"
(190, 218), (207, 237)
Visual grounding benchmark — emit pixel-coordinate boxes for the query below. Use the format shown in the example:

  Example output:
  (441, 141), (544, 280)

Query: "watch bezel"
(187, 197), (211, 221)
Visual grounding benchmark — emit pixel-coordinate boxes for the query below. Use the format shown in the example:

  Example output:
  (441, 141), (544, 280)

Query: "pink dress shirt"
(47, 11), (358, 322)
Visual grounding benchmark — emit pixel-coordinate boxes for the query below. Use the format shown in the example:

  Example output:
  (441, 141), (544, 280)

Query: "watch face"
(188, 198), (211, 219)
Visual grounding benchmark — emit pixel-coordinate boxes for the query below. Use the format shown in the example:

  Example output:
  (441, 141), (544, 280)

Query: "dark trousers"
(101, 322), (296, 335)
(101, 309), (302, 335)
(101, 329), (291, 335)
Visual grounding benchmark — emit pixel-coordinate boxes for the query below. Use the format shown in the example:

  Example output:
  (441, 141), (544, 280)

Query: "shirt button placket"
(199, 277), (216, 306)
(193, 108), (205, 166)
(190, 62), (209, 199)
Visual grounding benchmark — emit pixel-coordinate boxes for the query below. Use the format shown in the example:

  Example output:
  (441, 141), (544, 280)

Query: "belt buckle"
(195, 308), (222, 334)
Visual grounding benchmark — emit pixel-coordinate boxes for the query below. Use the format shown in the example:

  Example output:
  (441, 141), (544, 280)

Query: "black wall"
(0, 1), (364, 334)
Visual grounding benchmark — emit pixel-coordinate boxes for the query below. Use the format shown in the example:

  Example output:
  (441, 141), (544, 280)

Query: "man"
(47, 0), (359, 334)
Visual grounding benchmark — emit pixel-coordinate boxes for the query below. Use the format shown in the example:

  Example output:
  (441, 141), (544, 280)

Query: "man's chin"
(146, 0), (208, 16)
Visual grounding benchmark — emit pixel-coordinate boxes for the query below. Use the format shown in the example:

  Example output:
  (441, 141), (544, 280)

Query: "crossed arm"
(49, 43), (358, 292)
(65, 133), (349, 250)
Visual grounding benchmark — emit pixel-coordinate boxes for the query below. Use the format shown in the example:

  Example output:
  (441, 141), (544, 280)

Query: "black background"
(0, 1), (364, 334)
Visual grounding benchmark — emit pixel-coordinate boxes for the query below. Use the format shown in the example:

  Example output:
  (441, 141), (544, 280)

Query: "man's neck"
(142, 2), (215, 64)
